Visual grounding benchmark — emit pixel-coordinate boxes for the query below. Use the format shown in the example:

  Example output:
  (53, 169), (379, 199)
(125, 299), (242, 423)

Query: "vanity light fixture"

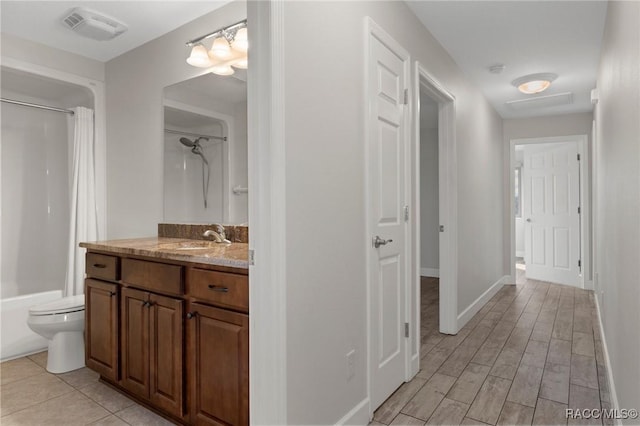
(511, 73), (558, 94)
(186, 19), (248, 76)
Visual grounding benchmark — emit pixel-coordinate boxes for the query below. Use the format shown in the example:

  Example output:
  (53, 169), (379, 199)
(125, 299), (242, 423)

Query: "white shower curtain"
(65, 107), (98, 296)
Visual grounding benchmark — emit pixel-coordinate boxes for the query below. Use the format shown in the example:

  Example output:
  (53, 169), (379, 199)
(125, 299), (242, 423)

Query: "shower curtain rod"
(1, 97), (75, 115)
(164, 128), (226, 142)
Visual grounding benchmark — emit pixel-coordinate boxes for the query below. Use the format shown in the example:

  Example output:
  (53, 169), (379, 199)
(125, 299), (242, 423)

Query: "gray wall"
(280, 2), (504, 423)
(593, 0), (640, 415)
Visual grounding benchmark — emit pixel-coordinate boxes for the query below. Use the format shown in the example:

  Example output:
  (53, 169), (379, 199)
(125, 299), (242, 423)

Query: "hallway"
(372, 277), (611, 425)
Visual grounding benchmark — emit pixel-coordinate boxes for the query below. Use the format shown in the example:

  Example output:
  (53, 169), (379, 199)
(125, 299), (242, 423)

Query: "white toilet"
(27, 295), (85, 373)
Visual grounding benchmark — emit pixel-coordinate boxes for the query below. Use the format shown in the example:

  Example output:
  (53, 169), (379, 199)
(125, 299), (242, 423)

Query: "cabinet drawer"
(121, 258), (183, 296)
(86, 253), (119, 281)
(188, 269), (248, 312)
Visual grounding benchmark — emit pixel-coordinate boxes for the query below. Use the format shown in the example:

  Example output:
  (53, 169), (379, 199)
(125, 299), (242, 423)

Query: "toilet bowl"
(27, 295), (85, 373)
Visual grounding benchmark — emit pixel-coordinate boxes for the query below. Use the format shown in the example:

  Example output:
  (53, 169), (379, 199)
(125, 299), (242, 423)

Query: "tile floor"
(372, 274), (611, 426)
(0, 351), (176, 425)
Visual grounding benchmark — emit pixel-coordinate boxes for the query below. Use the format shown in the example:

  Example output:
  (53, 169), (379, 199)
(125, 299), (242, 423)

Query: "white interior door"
(367, 26), (409, 410)
(523, 142), (581, 286)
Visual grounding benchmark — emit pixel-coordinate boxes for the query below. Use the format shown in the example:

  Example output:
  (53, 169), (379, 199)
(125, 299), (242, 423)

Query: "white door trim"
(364, 16), (411, 415)
(247, 1), (288, 424)
(509, 135), (591, 289)
(414, 63), (458, 336)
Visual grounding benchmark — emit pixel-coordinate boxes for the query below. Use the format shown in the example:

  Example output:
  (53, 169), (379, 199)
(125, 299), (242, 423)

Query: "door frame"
(508, 135), (592, 289)
(364, 17), (412, 414)
(247, 1), (288, 424)
(413, 64), (458, 339)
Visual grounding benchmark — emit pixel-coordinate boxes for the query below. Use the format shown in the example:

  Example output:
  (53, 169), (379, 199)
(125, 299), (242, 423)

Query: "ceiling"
(1, 1), (607, 119)
(407, 1), (608, 119)
(0, 1), (230, 62)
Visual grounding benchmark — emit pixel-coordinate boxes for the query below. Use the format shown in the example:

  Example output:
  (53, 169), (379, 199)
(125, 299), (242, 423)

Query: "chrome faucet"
(202, 224), (231, 244)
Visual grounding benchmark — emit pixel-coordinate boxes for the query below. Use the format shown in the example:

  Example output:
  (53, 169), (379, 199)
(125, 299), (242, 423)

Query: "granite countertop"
(80, 237), (249, 270)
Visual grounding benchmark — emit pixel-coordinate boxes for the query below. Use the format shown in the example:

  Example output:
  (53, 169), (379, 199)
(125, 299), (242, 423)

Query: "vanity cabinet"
(85, 279), (119, 381)
(84, 250), (249, 425)
(121, 287), (184, 418)
(187, 302), (249, 425)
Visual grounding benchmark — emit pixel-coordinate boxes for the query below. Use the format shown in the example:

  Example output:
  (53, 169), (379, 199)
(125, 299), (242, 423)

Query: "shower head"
(179, 136), (209, 148)
(179, 137), (196, 147)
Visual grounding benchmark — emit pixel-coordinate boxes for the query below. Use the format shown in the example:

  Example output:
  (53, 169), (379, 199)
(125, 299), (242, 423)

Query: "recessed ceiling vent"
(506, 92), (573, 111)
(62, 8), (128, 41)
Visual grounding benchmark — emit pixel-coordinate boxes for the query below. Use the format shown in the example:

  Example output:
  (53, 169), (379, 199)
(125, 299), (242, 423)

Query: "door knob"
(373, 236), (393, 248)
(526, 218), (532, 223)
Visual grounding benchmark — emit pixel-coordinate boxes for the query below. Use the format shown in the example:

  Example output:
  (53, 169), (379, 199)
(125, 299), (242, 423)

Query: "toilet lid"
(29, 295), (85, 315)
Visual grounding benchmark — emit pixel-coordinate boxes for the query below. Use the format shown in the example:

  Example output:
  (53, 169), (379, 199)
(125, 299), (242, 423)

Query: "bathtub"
(1, 290), (63, 361)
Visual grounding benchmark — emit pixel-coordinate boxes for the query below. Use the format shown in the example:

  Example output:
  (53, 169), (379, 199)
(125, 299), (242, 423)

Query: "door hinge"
(403, 89), (409, 105)
(577, 153), (581, 161)
(249, 249), (255, 266)
(578, 206), (581, 214)
(403, 205), (409, 222)
(578, 259), (582, 268)
(404, 322), (409, 338)
(439, 225), (444, 232)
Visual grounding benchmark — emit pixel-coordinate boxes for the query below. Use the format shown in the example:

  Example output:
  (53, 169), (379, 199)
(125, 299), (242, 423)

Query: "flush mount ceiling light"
(185, 20), (248, 76)
(512, 73), (558, 94)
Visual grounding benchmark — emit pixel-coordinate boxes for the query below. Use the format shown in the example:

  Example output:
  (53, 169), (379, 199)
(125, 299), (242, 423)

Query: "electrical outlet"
(346, 350), (355, 381)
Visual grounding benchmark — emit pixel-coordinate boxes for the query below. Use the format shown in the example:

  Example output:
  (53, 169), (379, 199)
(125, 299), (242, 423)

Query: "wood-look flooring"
(372, 274), (612, 426)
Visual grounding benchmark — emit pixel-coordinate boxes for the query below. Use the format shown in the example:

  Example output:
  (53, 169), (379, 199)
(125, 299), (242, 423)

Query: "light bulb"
(211, 64), (235, 76)
(233, 27), (248, 53)
(210, 36), (232, 59)
(232, 56), (248, 69)
(517, 80), (551, 94)
(186, 44), (213, 68)
(512, 73), (557, 94)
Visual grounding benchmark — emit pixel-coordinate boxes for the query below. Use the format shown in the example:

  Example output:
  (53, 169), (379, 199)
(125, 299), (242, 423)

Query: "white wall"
(105, 0), (246, 238)
(503, 112), (593, 273)
(420, 127), (439, 274)
(1, 33), (104, 82)
(164, 121), (226, 223)
(1, 91), (69, 298)
(280, 2), (504, 423)
(593, 0), (640, 416)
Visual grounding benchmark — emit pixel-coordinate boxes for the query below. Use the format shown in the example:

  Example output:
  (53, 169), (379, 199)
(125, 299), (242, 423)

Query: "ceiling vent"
(62, 8), (127, 41)
(505, 92), (573, 111)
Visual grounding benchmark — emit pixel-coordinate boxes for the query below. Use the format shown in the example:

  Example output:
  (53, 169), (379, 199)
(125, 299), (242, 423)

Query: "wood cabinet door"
(188, 302), (249, 426)
(120, 287), (150, 398)
(85, 279), (119, 381)
(149, 293), (184, 418)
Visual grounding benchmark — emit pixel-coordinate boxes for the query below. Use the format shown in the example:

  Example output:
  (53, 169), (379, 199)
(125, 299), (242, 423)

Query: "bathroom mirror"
(163, 70), (247, 224)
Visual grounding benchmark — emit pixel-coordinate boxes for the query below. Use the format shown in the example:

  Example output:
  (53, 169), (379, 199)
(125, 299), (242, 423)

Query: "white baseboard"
(420, 267), (439, 278)
(457, 275), (507, 328)
(515, 250), (525, 257)
(594, 296), (620, 424)
(335, 397), (370, 426)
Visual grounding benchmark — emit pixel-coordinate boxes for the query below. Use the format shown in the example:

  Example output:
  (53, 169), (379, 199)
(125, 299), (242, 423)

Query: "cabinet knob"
(186, 312), (196, 319)
(109, 291), (116, 297)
